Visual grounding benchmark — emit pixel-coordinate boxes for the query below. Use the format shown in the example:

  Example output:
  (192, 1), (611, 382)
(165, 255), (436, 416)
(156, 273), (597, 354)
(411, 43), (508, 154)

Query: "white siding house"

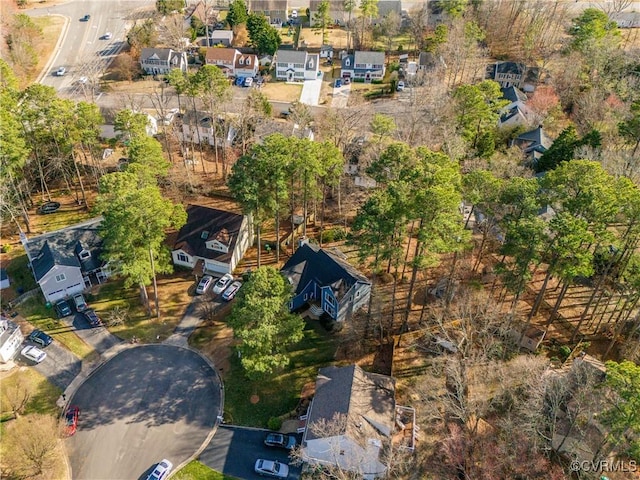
(275, 50), (319, 81)
(0, 317), (23, 363)
(139, 48), (188, 75)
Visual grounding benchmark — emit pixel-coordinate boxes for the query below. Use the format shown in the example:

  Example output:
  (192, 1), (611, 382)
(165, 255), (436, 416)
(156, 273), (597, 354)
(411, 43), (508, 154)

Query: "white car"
(21, 345), (47, 364)
(396, 80), (405, 91)
(78, 76), (88, 84)
(147, 459), (173, 480)
(195, 275), (214, 295)
(56, 67), (66, 76)
(212, 273), (234, 294)
(222, 281), (242, 301)
(290, 9), (298, 18)
(102, 32), (113, 40)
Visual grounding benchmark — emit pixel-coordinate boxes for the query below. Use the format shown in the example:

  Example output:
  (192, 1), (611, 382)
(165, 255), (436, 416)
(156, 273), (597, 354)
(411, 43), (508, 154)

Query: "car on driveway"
(212, 273), (234, 294)
(396, 80), (405, 91)
(21, 345), (47, 363)
(147, 459), (173, 480)
(55, 299), (72, 318)
(73, 293), (87, 312)
(254, 459), (289, 478)
(196, 275), (214, 295)
(82, 309), (103, 328)
(28, 329), (53, 347)
(264, 432), (296, 449)
(334, 79), (342, 88)
(222, 281), (242, 301)
(65, 406), (80, 436)
(56, 67), (66, 76)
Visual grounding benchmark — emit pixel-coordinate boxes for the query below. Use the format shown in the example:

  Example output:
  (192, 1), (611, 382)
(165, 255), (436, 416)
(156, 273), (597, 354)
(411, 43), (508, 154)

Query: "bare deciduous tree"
(4, 414), (61, 478)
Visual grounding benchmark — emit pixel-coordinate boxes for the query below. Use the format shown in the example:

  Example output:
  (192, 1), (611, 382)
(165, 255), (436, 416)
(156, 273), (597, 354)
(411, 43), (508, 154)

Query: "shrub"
(1, 244), (12, 253)
(267, 416), (282, 431)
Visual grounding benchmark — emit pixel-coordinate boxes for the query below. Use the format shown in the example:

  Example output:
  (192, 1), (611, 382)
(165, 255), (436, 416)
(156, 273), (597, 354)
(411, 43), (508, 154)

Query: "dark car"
(65, 406), (80, 436)
(54, 299), (72, 318)
(264, 432), (296, 449)
(82, 309), (103, 328)
(80, 14), (91, 21)
(28, 329), (53, 347)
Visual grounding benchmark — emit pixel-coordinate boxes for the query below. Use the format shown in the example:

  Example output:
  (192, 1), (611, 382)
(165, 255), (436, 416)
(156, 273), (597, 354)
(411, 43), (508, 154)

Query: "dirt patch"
(250, 394), (260, 404)
(260, 82), (303, 102)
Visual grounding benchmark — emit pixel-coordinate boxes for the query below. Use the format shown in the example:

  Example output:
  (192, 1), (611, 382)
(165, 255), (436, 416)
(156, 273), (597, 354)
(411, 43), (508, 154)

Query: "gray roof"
(354, 51), (385, 65)
(249, 0), (288, 11)
(210, 30), (234, 40)
(305, 365), (396, 443)
(140, 48), (174, 62)
(275, 49), (308, 64)
(501, 86), (527, 104)
(376, 0), (401, 16)
(281, 243), (370, 302)
(305, 54), (319, 71)
(24, 218), (105, 281)
(515, 126), (553, 153)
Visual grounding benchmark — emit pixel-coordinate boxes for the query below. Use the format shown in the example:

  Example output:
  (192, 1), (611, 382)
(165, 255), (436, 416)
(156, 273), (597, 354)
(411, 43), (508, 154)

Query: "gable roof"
(354, 51), (385, 65)
(248, 0), (288, 11)
(24, 218), (105, 281)
(206, 47), (239, 63)
(209, 30), (234, 41)
(305, 365), (396, 443)
(140, 48), (174, 62)
(235, 53), (258, 69)
(515, 126), (553, 153)
(173, 205), (245, 263)
(281, 243), (370, 301)
(304, 53), (319, 71)
(501, 86), (527, 104)
(276, 49), (308, 64)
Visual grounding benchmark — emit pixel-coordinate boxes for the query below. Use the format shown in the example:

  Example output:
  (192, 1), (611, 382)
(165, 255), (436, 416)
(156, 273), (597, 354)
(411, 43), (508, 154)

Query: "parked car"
(222, 281), (242, 301)
(235, 76), (245, 86)
(29, 329), (53, 347)
(290, 9), (298, 18)
(65, 406), (80, 436)
(55, 67), (66, 76)
(80, 14), (90, 21)
(212, 273), (234, 294)
(196, 275), (214, 295)
(334, 79), (342, 88)
(54, 299), (72, 318)
(73, 293), (87, 312)
(396, 81), (405, 91)
(147, 459), (173, 480)
(243, 77), (253, 88)
(21, 345), (47, 364)
(102, 32), (113, 40)
(254, 459), (289, 478)
(264, 432), (296, 449)
(82, 309), (103, 328)
(343, 77), (350, 85)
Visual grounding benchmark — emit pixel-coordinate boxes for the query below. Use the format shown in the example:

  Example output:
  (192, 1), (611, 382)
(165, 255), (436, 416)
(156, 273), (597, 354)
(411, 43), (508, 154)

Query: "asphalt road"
(200, 425), (302, 480)
(66, 344), (221, 480)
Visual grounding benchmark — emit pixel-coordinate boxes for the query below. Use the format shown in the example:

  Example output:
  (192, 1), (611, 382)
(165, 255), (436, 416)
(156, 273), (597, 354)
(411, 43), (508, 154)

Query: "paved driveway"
(331, 82), (351, 108)
(22, 339), (81, 391)
(200, 425), (302, 480)
(299, 73), (324, 107)
(66, 344), (222, 480)
(64, 312), (123, 354)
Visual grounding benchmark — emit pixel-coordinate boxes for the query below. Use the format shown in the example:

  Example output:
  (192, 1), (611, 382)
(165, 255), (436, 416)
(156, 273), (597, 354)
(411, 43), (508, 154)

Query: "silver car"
(195, 275), (214, 295)
(21, 345), (47, 363)
(254, 459), (289, 478)
(212, 273), (234, 294)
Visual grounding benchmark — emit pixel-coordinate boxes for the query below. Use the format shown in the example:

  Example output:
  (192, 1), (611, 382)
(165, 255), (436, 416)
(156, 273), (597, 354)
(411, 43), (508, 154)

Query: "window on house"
(177, 253), (189, 263)
(246, 57), (251, 65)
(55, 273), (66, 282)
(201, 231), (210, 240)
(79, 250), (91, 260)
(308, 59), (314, 68)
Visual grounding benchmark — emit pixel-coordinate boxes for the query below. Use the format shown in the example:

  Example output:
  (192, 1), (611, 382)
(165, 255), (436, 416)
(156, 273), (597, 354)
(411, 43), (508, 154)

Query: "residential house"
(186, 1), (217, 30)
(139, 48), (188, 75)
(274, 50), (320, 81)
(418, 51), (437, 71)
(20, 218), (110, 303)
(0, 316), (23, 363)
(0, 268), (9, 290)
(487, 61), (539, 92)
(100, 112), (158, 140)
(512, 125), (553, 165)
(320, 44), (334, 59)
(180, 111), (237, 147)
(247, 0), (289, 25)
(171, 205), (252, 275)
(341, 51), (386, 82)
(498, 86), (533, 128)
(208, 30), (234, 47)
(205, 48), (258, 78)
(280, 242), (370, 323)
(300, 365), (415, 479)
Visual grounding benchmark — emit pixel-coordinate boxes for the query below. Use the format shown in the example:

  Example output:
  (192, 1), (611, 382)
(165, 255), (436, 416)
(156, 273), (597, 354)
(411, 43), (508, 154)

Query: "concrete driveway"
(66, 344), (222, 480)
(64, 312), (123, 354)
(299, 73), (324, 107)
(22, 339), (81, 391)
(200, 425), (302, 479)
(331, 82), (351, 108)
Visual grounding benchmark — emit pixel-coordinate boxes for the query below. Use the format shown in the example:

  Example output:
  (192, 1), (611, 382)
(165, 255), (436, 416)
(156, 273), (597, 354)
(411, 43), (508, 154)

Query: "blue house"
(281, 243), (371, 323)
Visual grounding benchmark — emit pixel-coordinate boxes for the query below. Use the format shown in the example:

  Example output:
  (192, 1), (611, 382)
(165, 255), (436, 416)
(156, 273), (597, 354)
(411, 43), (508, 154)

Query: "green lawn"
(4, 254), (38, 293)
(0, 368), (62, 423)
(17, 296), (95, 359)
(173, 461), (239, 480)
(222, 319), (337, 427)
(31, 204), (94, 234)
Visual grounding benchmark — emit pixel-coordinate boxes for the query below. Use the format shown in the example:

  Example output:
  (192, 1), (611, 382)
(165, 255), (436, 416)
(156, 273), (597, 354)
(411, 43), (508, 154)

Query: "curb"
(36, 13), (70, 84)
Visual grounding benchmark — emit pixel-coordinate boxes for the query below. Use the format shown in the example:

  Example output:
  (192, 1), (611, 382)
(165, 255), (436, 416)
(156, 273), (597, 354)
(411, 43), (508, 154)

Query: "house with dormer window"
(341, 51), (385, 82)
(20, 218), (110, 303)
(139, 48), (188, 75)
(205, 48), (259, 78)
(274, 50), (320, 81)
(171, 205), (252, 275)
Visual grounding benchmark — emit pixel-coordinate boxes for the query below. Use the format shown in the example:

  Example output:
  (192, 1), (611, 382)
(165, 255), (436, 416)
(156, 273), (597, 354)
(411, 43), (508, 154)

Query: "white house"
(0, 268), (9, 290)
(0, 316), (23, 363)
(301, 365), (415, 479)
(341, 51), (386, 82)
(180, 111), (237, 147)
(205, 48), (259, 78)
(139, 48), (188, 75)
(20, 218), (110, 303)
(171, 205), (252, 275)
(208, 30), (234, 47)
(274, 50), (320, 81)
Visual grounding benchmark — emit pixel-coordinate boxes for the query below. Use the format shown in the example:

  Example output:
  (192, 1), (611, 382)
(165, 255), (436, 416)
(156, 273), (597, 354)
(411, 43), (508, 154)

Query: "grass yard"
(173, 461), (239, 480)
(261, 81), (303, 103)
(30, 202), (95, 234)
(0, 368), (62, 423)
(17, 296), (95, 359)
(221, 318), (337, 427)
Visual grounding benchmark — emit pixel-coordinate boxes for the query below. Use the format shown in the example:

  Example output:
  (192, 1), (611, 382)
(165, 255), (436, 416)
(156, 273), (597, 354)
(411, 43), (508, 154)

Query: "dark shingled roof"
(305, 365), (396, 442)
(501, 86), (527, 104)
(173, 205), (245, 262)
(24, 218), (105, 281)
(280, 243), (370, 301)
